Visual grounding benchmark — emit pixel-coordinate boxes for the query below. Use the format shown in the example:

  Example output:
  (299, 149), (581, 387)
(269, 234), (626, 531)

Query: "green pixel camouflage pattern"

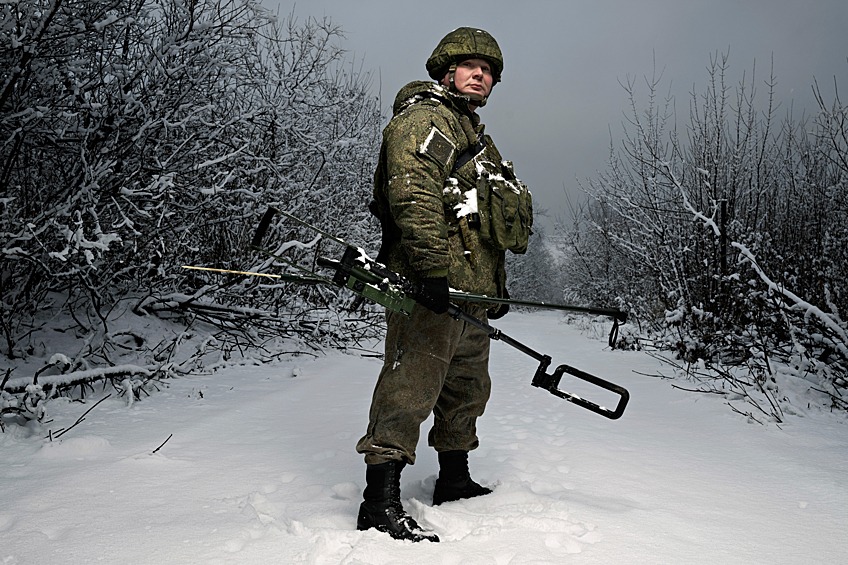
(356, 303), (492, 465)
(426, 27), (504, 82)
(358, 80), (531, 466)
(371, 80), (510, 299)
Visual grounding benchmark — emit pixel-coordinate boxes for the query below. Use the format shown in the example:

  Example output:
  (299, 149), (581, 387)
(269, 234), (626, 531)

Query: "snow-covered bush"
(567, 52), (847, 414)
(1, 1), (382, 415)
(506, 226), (568, 305)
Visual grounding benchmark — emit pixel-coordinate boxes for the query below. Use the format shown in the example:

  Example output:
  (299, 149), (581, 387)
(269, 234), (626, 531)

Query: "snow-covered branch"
(732, 242), (848, 357)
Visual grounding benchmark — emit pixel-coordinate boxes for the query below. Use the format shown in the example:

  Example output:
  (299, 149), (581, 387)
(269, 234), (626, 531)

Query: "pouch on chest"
(447, 148), (533, 254)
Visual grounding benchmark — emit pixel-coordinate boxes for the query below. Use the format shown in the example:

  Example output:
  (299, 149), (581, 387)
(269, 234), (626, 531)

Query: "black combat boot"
(357, 460), (440, 542)
(432, 450), (493, 506)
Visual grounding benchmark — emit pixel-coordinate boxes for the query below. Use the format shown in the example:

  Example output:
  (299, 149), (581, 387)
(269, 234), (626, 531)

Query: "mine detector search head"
(245, 207), (629, 420)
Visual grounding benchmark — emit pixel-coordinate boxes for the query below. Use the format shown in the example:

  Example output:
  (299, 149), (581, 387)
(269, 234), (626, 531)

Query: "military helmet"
(426, 27), (503, 83)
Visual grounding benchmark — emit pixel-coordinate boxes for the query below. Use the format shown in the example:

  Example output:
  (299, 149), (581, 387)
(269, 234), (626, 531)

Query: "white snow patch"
(1, 312), (846, 564)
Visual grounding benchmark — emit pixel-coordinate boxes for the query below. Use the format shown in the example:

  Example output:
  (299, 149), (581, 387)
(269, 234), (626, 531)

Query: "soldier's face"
(444, 58), (493, 102)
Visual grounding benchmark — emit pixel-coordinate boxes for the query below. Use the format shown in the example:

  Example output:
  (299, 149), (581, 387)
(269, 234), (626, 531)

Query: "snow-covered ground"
(2, 311), (846, 564)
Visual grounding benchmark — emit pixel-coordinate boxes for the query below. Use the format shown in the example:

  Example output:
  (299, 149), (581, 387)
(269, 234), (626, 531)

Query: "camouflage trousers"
(356, 303), (492, 465)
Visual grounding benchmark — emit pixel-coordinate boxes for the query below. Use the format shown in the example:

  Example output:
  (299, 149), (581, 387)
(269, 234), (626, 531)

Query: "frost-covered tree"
(506, 223), (565, 305)
(566, 52), (847, 415)
(0, 0), (382, 394)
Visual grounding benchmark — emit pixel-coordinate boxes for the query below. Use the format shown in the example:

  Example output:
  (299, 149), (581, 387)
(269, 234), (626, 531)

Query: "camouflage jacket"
(371, 80), (516, 298)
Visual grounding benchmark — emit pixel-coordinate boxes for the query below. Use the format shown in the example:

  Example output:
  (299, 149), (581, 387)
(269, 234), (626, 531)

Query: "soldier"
(356, 27), (532, 542)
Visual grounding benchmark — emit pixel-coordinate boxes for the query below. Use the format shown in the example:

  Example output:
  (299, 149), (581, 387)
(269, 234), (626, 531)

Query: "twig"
(811, 386), (848, 410)
(152, 433), (173, 454)
(51, 394), (112, 440)
(671, 384), (724, 394)
(727, 401), (766, 425)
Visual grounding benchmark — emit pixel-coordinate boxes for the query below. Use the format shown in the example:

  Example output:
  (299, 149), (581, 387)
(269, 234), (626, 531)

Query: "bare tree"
(1, 1), (382, 407)
(567, 52), (847, 415)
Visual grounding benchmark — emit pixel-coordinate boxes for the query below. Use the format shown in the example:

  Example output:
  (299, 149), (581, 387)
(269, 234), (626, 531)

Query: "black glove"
(487, 302), (510, 320)
(488, 287), (510, 320)
(416, 277), (450, 314)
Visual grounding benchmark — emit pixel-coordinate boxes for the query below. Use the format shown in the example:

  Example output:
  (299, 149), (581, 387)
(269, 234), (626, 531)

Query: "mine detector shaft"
(187, 207), (630, 420)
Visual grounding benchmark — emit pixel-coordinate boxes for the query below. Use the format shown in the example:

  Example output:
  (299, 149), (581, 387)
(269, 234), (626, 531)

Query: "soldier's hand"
(488, 287), (510, 319)
(487, 303), (509, 320)
(416, 277), (450, 314)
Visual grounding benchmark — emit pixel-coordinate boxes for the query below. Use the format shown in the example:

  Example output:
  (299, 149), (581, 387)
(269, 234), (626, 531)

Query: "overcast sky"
(266, 0), (847, 220)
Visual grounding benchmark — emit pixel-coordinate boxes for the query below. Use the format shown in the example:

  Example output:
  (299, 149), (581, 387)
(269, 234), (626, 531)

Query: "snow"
(2, 311), (847, 564)
(453, 187), (478, 218)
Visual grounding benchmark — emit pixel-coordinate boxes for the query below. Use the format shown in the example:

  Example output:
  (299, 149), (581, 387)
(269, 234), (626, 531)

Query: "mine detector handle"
(448, 291), (627, 323)
(448, 292), (626, 349)
(445, 304), (630, 420)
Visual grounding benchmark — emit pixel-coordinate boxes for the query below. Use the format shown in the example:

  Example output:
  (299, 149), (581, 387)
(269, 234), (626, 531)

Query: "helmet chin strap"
(446, 63), (490, 108)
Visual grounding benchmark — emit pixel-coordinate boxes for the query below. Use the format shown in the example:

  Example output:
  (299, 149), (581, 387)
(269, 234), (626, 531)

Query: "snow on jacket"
(371, 80), (520, 298)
